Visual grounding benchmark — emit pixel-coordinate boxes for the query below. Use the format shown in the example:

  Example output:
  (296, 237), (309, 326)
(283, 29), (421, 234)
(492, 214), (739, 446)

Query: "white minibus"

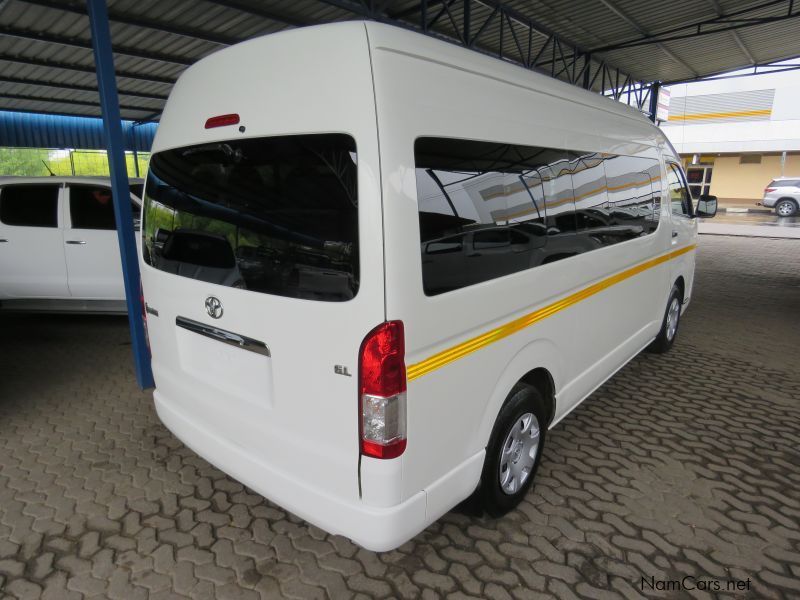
(140, 22), (717, 552)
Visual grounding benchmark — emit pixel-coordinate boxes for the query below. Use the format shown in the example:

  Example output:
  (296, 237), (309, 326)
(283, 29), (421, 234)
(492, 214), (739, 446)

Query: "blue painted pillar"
(87, 0), (154, 389)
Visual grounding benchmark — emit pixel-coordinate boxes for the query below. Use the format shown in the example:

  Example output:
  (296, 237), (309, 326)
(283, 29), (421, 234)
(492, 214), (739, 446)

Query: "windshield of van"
(142, 134), (359, 301)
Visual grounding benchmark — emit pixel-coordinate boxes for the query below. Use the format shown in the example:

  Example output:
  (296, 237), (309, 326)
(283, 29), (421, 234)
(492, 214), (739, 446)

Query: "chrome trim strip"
(175, 316), (271, 357)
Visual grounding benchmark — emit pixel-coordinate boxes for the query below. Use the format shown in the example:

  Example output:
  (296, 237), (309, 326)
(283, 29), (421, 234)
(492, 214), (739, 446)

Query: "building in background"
(660, 69), (800, 207)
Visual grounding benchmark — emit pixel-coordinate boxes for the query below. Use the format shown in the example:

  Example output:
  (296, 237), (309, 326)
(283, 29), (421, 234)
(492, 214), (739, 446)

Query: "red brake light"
(765, 188), (776, 193)
(359, 321), (407, 459)
(204, 113), (240, 129)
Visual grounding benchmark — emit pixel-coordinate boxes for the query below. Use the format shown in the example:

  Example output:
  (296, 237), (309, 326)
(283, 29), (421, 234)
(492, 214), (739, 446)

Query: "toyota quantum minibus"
(139, 22), (717, 552)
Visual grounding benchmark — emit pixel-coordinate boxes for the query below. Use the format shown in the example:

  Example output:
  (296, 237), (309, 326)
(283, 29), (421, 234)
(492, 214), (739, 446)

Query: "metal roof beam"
(0, 54), (176, 85)
(589, 0), (798, 53)
(204, 0), (309, 27)
(0, 75), (169, 101)
(664, 56), (800, 85)
(16, 0), (239, 46)
(0, 24), (195, 66)
(1, 92), (154, 113)
(596, 0), (698, 78)
(704, 0), (756, 65)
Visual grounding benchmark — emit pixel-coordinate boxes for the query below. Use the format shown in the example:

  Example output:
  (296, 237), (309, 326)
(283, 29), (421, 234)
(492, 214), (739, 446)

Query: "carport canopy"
(1, 0), (800, 122)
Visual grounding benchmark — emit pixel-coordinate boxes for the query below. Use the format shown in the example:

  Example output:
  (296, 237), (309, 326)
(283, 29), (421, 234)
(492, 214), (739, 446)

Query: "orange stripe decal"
(406, 244), (696, 382)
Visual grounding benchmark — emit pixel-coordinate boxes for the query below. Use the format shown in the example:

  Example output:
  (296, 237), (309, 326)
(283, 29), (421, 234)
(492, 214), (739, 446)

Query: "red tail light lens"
(765, 188), (776, 193)
(204, 113), (240, 129)
(359, 321), (407, 459)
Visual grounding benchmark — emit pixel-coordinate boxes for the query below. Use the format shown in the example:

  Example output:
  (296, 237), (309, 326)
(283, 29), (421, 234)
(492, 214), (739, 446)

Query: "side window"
(415, 138), (550, 295)
(0, 184), (60, 228)
(69, 185), (140, 230)
(667, 164), (692, 217)
(601, 154), (661, 243)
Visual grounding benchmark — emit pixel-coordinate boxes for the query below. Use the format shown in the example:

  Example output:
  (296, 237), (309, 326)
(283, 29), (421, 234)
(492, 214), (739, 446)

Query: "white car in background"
(761, 177), (800, 217)
(0, 176), (143, 313)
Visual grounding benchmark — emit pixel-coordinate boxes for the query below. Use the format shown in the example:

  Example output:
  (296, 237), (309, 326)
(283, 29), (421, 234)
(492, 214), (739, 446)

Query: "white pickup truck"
(0, 176), (143, 313)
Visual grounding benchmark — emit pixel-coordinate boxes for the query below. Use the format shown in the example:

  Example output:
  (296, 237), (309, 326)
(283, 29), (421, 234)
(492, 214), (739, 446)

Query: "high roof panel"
(0, 0), (797, 122)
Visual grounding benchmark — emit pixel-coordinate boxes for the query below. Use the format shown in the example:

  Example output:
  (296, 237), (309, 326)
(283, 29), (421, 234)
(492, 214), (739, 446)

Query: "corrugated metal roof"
(0, 109), (157, 150)
(0, 0), (798, 122)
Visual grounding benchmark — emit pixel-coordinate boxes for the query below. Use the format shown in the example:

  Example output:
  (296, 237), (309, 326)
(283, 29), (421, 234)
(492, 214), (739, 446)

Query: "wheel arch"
(477, 339), (560, 450)
(674, 275), (685, 303)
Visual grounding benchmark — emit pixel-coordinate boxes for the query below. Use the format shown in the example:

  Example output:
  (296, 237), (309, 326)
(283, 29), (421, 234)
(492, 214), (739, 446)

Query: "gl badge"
(205, 296), (223, 319)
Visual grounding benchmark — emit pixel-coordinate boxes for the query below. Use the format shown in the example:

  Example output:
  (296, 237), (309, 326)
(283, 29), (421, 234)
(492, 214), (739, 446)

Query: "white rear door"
(0, 183), (69, 299)
(141, 132), (384, 503)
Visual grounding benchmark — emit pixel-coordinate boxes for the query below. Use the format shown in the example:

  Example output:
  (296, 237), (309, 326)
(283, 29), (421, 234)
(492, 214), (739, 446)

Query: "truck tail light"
(359, 321), (406, 459)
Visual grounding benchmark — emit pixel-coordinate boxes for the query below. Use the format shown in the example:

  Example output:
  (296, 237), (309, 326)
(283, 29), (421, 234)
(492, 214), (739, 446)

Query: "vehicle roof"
(158, 22), (670, 157)
(363, 22), (651, 127)
(771, 177), (800, 181)
(0, 176), (144, 185)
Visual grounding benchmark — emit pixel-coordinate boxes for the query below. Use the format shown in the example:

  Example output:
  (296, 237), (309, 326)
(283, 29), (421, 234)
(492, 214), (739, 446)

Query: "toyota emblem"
(205, 296), (223, 319)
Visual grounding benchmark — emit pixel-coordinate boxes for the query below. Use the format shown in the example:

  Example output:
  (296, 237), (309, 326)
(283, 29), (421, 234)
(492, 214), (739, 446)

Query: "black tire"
(478, 383), (547, 517)
(775, 199), (798, 218)
(646, 284), (682, 354)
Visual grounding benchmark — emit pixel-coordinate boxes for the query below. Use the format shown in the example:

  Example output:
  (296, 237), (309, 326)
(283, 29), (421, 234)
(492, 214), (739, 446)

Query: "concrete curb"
(718, 207), (773, 214)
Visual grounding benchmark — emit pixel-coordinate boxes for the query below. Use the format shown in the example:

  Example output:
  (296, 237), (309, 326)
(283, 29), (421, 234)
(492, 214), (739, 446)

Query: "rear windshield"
(142, 134), (359, 301)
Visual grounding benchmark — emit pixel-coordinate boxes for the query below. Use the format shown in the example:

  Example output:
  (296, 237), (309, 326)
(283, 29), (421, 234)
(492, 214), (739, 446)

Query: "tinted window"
(416, 138), (662, 296)
(130, 183), (144, 199)
(600, 154), (661, 242)
(0, 184), (59, 227)
(415, 138), (551, 295)
(69, 184), (141, 230)
(142, 134), (358, 302)
(667, 164), (692, 217)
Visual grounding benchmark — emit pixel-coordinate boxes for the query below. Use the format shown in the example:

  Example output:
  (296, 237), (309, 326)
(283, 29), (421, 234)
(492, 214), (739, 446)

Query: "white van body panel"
(142, 22), (697, 551)
(365, 24), (678, 502)
(142, 23), (387, 536)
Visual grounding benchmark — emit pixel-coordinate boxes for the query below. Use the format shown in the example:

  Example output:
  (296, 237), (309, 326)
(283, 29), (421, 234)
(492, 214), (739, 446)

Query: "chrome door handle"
(0, 239), (7, 243)
(671, 230), (679, 238)
(66, 240), (86, 244)
(176, 316), (271, 357)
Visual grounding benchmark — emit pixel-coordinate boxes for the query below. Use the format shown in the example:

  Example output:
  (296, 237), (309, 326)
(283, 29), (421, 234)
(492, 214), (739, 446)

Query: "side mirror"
(696, 194), (718, 218)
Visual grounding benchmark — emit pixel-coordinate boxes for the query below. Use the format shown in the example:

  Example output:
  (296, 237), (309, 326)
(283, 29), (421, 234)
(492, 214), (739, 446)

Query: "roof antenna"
(41, 160), (56, 177)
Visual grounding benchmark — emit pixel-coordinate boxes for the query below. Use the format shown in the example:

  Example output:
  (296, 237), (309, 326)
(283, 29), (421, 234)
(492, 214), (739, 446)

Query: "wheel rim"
(666, 297), (681, 341)
(499, 412), (540, 495)
(777, 202), (794, 216)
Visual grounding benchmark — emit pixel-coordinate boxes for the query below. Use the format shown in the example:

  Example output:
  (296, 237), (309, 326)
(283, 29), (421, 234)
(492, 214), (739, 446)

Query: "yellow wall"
(702, 154), (800, 200)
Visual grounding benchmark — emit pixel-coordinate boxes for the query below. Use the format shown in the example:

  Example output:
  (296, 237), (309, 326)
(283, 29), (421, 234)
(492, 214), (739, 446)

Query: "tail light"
(359, 321), (407, 459)
(765, 188), (776, 193)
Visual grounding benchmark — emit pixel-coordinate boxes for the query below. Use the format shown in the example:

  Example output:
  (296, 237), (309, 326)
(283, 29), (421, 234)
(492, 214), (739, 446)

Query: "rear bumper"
(760, 198), (776, 208)
(154, 392), (450, 551)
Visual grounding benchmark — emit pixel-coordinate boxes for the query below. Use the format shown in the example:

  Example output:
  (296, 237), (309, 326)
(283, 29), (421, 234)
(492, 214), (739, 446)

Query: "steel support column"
(87, 0), (154, 389)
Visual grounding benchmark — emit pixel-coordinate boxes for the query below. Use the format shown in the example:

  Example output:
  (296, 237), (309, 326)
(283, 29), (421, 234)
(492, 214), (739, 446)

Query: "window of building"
(0, 184), (59, 227)
(685, 165), (713, 200)
(739, 155), (762, 164)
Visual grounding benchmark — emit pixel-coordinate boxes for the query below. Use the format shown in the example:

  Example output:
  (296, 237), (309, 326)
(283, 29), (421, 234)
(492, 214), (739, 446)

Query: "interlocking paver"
(1, 235), (799, 599)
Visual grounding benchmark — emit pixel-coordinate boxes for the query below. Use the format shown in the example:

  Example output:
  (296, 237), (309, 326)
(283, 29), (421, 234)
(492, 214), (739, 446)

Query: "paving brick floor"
(1, 235), (798, 599)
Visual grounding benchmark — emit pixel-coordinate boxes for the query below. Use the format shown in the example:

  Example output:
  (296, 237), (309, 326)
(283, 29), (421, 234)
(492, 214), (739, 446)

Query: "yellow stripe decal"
(668, 108), (771, 122)
(406, 244), (696, 382)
